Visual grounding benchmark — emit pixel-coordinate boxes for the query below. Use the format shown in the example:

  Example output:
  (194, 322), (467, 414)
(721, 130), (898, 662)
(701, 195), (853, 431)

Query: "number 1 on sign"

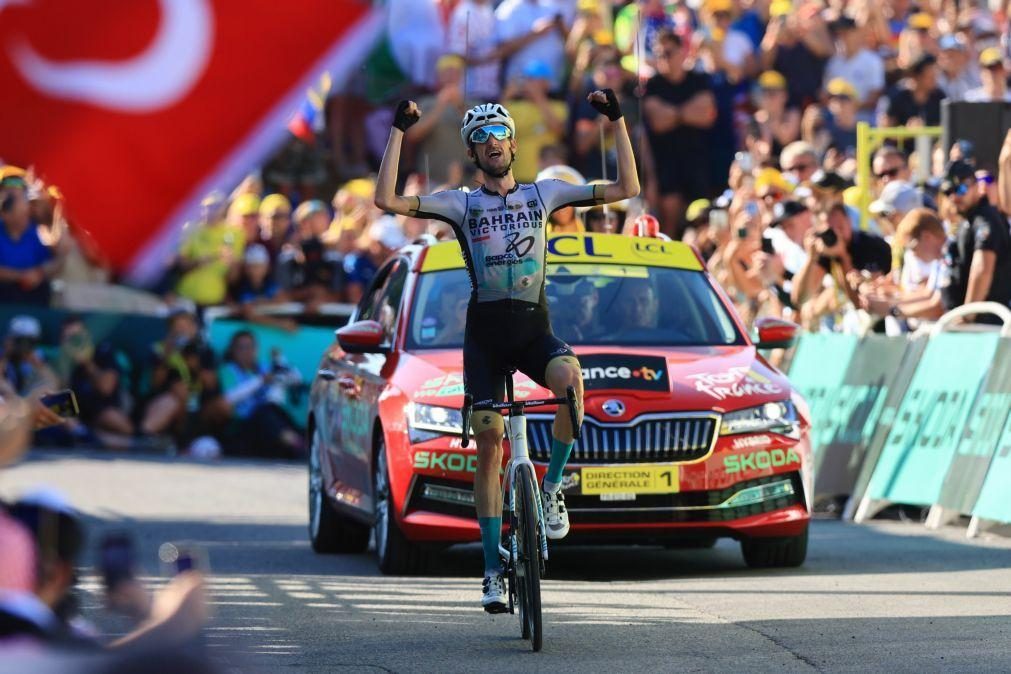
(660, 470), (672, 487)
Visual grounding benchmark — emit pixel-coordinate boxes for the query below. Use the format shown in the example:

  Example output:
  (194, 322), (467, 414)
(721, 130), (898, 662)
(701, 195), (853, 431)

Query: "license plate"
(580, 465), (680, 495)
(599, 493), (636, 502)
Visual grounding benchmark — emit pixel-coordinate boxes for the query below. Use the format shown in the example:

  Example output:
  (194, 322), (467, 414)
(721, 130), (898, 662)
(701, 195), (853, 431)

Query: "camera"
(817, 227), (838, 248)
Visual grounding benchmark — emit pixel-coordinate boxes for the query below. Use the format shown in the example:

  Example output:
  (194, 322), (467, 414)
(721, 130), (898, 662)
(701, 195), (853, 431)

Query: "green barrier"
(971, 408), (1011, 525)
(207, 320), (337, 424)
(936, 338), (1011, 516)
(787, 332), (859, 460)
(862, 332), (999, 510)
(814, 335), (909, 501)
(847, 335), (929, 520)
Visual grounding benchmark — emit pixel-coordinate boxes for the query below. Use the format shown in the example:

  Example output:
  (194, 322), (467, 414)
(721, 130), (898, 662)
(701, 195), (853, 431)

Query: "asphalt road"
(2, 451), (1011, 673)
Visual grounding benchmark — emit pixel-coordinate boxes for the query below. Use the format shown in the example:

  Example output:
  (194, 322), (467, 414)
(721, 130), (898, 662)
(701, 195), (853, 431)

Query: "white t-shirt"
(963, 87), (1011, 102)
(448, 1), (501, 100)
(721, 29), (754, 68)
(900, 250), (949, 292)
(824, 49), (885, 104)
(495, 0), (570, 91)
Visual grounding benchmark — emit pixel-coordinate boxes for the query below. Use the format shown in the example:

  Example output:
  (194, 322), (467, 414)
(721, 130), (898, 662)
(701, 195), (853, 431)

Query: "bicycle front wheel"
(514, 463), (543, 652)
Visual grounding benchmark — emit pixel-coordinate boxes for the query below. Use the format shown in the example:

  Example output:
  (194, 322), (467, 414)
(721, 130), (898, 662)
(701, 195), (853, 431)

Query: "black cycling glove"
(392, 100), (420, 132)
(589, 88), (622, 121)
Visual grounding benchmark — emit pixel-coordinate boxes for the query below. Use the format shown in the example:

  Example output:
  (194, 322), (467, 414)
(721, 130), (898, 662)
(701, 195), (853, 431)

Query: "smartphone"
(39, 390), (80, 418)
(100, 532), (135, 591)
(158, 542), (208, 576)
(736, 226), (750, 240)
(761, 236), (776, 255)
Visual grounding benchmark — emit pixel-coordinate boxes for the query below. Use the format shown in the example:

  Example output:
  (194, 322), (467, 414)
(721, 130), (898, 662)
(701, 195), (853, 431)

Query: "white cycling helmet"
(460, 103), (516, 145)
(535, 165), (585, 185)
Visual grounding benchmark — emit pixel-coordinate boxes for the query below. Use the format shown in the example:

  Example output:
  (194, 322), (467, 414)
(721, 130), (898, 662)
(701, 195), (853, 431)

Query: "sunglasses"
(0, 177), (27, 190)
(942, 182), (970, 196)
(787, 163), (815, 173)
(875, 167), (901, 179)
(469, 124), (512, 144)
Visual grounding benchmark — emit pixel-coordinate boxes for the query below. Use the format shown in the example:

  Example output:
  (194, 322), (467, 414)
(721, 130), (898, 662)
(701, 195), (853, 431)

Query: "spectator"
(936, 34), (979, 101)
(869, 181), (924, 237)
(262, 137), (327, 198)
(277, 200), (343, 305)
(780, 141), (821, 187)
(553, 278), (602, 343)
(55, 317), (134, 449)
(613, 278), (664, 340)
(792, 202), (893, 312)
(766, 199), (815, 284)
(228, 193), (261, 253)
(257, 193), (292, 262)
(881, 53), (945, 128)
(218, 330), (303, 458)
(1, 316), (57, 397)
(824, 16), (885, 120)
(940, 160), (1011, 323)
(405, 55), (473, 188)
(174, 203), (244, 309)
(964, 48), (1011, 102)
(696, 0), (758, 85)
(643, 30), (718, 238)
(803, 78), (859, 160)
(229, 244), (295, 332)
(872, 146), (912, 187)
(760, 1), (833, 109)
(502, 60), (569, 183)
(447, 0), (501, 101)
(140, 309), (200, 443)
(752, 71), (802, 159)
(343, 215), (407, 304)
(495, 0), (570, 94)
(328, 178), (377, 255)
(0, 167), (58, 306)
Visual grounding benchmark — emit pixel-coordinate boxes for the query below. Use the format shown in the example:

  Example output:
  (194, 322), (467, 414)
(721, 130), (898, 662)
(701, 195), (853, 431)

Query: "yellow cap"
(826, 77), (858, 99)
(980, 47), (1003, 68)
(755, 168), (794, 195)
(259, 193), (291, 216)
(758, 70), (787, 90)
(47, 185), (64, 201)
(578, 0), (599, 11)
(908, 12), (934, 30)
(228, 193), (261, 218)
(436, 54), (466, 72)
(686, 199), (711, 222)
(0, 165), (27, 182)
(842, 185), (864, 208)
(769, 0), (792, 17)
(704, 0), (734, 13)
(341, 178), (375, 200)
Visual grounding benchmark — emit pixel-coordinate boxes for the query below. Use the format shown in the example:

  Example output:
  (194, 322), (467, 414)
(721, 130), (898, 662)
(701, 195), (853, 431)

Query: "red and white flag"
(0, 0), (380, 281)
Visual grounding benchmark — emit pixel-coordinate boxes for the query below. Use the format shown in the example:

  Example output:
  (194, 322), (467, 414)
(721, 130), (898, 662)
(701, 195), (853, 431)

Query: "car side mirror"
(336, 320), (389, 354)
(754, 317), (799, 350)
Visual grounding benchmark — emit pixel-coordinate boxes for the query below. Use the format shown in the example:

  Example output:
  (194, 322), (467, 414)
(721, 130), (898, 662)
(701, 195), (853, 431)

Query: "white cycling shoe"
(542, 489), (570, 540)
(482, 572), (508, 614)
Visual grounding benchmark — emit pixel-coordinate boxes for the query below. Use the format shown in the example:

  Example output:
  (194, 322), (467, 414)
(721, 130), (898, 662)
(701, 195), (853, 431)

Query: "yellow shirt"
(505, 99), (569, 183)
(176, 222), (245, 305)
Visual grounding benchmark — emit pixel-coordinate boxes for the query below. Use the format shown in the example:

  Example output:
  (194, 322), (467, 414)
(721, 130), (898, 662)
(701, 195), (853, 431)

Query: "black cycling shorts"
(463, 300), (576, 406)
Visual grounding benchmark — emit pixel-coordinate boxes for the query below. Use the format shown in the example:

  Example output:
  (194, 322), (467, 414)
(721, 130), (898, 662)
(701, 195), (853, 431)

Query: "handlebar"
(460, 385), (581, 448)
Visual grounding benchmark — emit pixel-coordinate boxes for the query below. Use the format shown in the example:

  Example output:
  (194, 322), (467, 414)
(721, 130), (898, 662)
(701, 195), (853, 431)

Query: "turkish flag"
(0, 0), (380, 281)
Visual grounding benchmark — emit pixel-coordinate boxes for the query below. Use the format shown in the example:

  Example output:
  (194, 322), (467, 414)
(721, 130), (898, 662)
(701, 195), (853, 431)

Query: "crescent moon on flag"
(9, 0), (213, 112)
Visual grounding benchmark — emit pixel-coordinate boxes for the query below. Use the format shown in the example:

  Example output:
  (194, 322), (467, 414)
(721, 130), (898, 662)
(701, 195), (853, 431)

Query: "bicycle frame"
(500, 411), (549, 564)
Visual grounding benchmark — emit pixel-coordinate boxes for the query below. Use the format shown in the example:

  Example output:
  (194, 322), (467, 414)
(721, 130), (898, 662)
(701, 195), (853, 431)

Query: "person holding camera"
(0, 316), (58, 399)
(791, 203), (892, 325)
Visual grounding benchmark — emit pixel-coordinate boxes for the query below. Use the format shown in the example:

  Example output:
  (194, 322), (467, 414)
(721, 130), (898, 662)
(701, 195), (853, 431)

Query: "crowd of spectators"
(5, 0), (1011, 451)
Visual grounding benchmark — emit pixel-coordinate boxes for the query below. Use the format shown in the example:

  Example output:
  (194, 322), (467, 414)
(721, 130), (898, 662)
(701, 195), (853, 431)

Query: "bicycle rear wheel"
(513, 463), (543, 652)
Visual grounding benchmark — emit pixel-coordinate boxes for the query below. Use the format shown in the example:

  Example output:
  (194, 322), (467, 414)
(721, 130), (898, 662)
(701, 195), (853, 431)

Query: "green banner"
(938, 338), (1011, 514)
(787, 333), (859, 461)
(814, 335), (908, 499)
(848, 335), (929, 515)
(971, 409), (1011, 524)
(866, 332), (1000, 507)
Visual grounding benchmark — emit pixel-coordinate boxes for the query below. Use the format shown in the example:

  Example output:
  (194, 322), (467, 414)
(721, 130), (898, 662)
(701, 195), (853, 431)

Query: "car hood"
(399, 345), (790, 413)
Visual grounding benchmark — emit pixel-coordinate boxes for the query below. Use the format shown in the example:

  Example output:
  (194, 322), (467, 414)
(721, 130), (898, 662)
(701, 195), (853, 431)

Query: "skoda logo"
(602, 399), (625, 417)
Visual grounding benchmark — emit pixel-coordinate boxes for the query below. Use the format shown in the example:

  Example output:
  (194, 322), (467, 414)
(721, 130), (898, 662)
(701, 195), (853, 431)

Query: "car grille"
(525, 414), (719, 464)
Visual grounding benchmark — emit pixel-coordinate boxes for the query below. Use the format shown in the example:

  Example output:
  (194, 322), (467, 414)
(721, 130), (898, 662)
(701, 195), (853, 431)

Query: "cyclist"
(375, 90), (639, 612)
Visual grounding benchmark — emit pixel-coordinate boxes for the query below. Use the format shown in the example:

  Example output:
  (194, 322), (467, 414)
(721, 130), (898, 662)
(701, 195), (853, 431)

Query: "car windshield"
(406, 263), (744, 350)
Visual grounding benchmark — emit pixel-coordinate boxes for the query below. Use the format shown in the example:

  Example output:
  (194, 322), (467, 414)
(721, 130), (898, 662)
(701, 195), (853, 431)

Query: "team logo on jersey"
(527, 200), (538, 208)
(504, 232), (536, 257)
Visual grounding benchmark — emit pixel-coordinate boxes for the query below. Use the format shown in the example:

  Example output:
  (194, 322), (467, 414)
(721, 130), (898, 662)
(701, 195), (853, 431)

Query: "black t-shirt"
(773, 42), (827, 109)
(643, 70), (714, 164)
(885, 86), (945, 126)
(818, 230), (892, 275)
(942, 200), (1011, 322)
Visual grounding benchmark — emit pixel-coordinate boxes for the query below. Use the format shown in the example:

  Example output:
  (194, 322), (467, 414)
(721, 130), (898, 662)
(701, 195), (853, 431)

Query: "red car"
(307, 233), (813, 574)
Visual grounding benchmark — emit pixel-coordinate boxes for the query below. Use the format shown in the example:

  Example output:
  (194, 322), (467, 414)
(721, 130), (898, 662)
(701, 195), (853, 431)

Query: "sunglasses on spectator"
(875, 167), (901, 179)
(787, 162), (815, 173)
(469, 124), (512, 144)
(657, 48), (681, 58)
(942, 182), (970, 196)
(976, 171), (994, 184)
(0, 177), (27, 190)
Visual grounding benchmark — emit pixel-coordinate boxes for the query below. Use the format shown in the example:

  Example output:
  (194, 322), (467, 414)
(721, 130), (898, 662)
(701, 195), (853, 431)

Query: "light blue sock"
(543, 437), (574, 493)
(478, 516), (502, 574)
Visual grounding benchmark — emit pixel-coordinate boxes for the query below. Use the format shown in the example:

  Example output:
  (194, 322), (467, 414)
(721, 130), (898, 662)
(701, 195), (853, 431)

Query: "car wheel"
(308, 427), (369, 554)
(373, 435), (425, 575)
(741, 526), (808, 568)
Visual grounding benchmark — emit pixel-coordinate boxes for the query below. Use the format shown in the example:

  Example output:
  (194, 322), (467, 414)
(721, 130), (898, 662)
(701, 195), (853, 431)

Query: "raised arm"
(375, 101), (423, 216)
(587, 89), (640, 201)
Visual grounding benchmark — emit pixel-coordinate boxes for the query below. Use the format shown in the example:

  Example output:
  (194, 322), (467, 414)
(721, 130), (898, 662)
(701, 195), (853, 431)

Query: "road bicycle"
(461, 372), (580, 652)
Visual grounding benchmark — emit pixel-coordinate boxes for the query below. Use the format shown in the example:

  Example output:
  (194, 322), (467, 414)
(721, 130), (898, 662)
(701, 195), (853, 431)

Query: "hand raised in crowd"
(392, 100), (421, 132)
(437, 82), (464, 107)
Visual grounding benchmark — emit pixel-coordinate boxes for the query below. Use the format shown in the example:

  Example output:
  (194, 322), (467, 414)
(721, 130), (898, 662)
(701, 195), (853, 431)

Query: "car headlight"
(407, 402), (464, 437)
(719, 400), (798, 436)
